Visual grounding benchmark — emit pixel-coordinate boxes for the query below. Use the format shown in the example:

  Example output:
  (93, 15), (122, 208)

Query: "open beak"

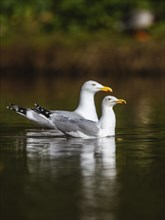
(117, 99), (126, 104)
(100, 86), (113, 92)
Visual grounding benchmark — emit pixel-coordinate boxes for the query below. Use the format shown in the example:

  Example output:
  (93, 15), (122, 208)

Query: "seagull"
(7, 80), (112, 128)
(33, 96), (126, 138)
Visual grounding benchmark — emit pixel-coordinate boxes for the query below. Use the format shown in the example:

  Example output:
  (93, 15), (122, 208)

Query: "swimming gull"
(33, 96), (126, 138)
(7, 80), (112, 128)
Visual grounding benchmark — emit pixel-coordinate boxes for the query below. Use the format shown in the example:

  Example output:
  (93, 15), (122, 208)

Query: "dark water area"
(0, 76), (165, 220)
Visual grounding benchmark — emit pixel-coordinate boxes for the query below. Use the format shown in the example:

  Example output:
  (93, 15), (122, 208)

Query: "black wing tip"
(34, 103), (42, 110)
(6, 103), (16, 110)
(33, 103), (51, 118)
(6, 104), (27, 116)
(34, 103), (39, 107)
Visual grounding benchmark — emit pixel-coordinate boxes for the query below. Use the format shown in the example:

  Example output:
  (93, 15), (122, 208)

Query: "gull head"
(82, 80), (112, 93)
(103, 96), (126, 107)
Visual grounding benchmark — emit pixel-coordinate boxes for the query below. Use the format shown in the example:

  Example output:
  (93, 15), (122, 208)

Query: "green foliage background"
(0, 0), (164, 35)
(0, 0), (164, 77)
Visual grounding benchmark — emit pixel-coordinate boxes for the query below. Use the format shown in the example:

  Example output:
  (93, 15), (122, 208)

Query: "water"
(0, 76), (165, 220)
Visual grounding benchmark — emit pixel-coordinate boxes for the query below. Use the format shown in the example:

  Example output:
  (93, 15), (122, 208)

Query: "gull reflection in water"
(79, 137), (117, 220)
(25, 129), (117, 220)
(80, 137), (116, 178)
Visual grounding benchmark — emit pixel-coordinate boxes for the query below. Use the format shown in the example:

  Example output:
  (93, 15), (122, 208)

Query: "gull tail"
(7, 104), (27, 117)
(32, 103), (51, 119)
(7, 103), (55, 128)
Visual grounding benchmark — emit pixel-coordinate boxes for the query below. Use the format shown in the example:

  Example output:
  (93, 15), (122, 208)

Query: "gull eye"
(107, 98), (111, 101)
(92, 83), (96, 86)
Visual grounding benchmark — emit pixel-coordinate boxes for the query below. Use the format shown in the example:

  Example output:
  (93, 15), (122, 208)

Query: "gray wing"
(78, 119), (99, 136)
(33, 104), (83, 120)
(51, 110), (83, 119)
(52, 115), (99, 137)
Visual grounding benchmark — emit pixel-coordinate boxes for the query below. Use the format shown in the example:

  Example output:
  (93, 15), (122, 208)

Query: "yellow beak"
(117, 99), (126, 104)
(101, 86), (113, 92)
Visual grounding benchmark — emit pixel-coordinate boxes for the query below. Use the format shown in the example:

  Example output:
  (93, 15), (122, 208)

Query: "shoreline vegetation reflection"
(1, 1), (164, 77)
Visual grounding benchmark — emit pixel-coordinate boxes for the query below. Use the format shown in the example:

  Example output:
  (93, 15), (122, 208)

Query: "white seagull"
(33, 96), (126, 138)
(7, 80), (112, 128)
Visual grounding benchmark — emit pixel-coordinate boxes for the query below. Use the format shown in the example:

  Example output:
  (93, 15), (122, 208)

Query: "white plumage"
(7, 80), (112, 129)
(37, 96), (126, 138)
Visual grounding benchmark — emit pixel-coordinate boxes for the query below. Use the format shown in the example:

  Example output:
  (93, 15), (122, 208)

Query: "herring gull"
(7, 80), (112, 128)
(33, 96), (126, 138)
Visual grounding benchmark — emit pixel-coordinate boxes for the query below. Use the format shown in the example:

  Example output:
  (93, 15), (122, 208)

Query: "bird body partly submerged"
(7, 80), (112, 129)
(36, 96), (126, 138)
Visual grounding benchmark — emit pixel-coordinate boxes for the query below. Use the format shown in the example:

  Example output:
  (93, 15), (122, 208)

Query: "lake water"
(0, 76), (165, 220)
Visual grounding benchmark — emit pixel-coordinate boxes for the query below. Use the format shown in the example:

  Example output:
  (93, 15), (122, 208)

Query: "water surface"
(0, 76), (165, 220)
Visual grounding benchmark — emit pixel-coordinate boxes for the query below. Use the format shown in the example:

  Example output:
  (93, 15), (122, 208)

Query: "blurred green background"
(0, 0), (164, 78)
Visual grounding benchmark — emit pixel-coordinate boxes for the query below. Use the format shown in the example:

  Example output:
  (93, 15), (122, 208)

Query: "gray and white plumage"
(54, 116), (99, 137)
(36, 96), (126, 138)
(7, 80), (112, 128)
(7, 104), (55, 128)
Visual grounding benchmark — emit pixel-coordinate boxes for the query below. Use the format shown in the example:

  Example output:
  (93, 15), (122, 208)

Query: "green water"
(0, 76), (165, 220)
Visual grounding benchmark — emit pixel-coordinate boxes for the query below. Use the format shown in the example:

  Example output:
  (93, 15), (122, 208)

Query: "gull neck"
(98, 105), (116, 136)
(75, 90), (98, 122)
